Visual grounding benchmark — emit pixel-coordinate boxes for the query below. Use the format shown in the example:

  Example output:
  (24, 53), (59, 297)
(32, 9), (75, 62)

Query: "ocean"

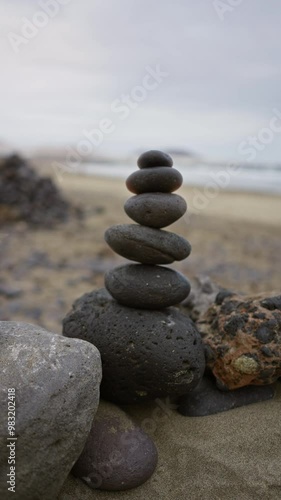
(77, 161), (281, 195)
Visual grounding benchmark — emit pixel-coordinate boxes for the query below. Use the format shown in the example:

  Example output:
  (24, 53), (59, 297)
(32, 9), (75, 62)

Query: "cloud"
(0, 0), (281, 161)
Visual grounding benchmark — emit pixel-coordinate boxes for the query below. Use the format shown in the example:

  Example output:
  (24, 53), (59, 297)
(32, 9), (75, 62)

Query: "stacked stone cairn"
(63, 150), (205, 406)
(104, 149), (192, 309)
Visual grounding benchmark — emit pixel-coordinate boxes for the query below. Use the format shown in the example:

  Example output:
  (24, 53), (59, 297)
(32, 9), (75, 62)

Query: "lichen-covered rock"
(0, 321), (102, 500)
(63, 288), (205, 404)
(198, 292), (281, 389)
(72, 401), (158, 491)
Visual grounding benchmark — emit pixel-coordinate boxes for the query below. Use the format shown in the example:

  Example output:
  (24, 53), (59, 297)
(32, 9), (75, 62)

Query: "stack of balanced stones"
(63, 150), (205, 405)
(104, 150), (192, 309)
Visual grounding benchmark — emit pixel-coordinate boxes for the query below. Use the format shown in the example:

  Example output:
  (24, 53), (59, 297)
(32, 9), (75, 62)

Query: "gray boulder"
(0, 322), (102, 500)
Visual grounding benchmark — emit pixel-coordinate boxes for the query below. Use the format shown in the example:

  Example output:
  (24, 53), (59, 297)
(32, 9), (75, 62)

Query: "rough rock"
(63, 288), (205, 404)
(105, 264), (191, 309)
(126, 167), (182, 194)
(0, 321), (102, 500)
(124, 193), (187, 228)
(0, 154), (82, 227)
(179, 275), (227, 321)
(178, 375), (276, 416)
(137, 150), (173, 169)
(104, 224), (191, 264)
(198, 292), (281, 389)
(72, 401), (158, 491)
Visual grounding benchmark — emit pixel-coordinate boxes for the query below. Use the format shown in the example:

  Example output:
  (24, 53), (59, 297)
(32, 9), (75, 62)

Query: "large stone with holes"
(63, 288), (205, 404)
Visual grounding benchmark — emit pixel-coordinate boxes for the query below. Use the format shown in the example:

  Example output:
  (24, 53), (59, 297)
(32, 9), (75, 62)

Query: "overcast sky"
(1, 0), (281, 161)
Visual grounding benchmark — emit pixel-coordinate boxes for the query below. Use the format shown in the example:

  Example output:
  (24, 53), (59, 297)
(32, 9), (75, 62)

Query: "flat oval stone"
(104, 224), (191, 265)
(137, 150), (173, 169)
(63, 288), (205, 403)
(178, 376), (276, 417)
(72, 401), (158, 491)
(124, 193), (187, 228)
(105, 264), (191, 309)
(126, 167), (182, 194)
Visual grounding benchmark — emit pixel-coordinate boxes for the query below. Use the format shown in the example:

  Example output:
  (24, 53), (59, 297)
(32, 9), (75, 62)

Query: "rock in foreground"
(63, 288), (205, 404)
(72, 401), (158, 491)
(0, 322), (102, 500)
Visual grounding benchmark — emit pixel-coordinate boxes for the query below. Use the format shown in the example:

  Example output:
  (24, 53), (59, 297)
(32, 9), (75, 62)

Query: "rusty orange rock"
(198, 292), (281, 390)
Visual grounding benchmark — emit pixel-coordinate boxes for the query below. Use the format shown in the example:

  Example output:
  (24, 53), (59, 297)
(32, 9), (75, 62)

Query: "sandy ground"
(1, 171), (281, 499)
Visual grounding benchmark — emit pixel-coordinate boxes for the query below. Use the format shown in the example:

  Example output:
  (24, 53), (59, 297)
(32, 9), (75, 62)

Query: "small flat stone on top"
(126, 167), (183, 194)
(137, 150), (173, 169)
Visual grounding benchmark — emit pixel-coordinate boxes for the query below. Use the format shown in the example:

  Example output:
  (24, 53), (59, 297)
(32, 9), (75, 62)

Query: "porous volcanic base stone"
(63, 288), (205, 404)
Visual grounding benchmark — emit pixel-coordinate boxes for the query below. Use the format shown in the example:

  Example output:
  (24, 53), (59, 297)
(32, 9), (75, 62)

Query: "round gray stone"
(72, 401), (158, 491)
(124, 193), (187, 228)
(63, 288), (205, 403)
(137, 150), (173, 169)
(104, 224), (191, 264)
(126, 167), (182, 194)
(105, 264), (191, 309)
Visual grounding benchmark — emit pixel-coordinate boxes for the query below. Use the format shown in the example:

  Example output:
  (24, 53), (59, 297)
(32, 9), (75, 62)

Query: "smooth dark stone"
(104, 224), (191, 265)
(124, 193), (187, 228)
(72, 401), (158, 491)
(178, 376), (276, 416)
(63, 288), (205, 403)
(105, 264), (191, 309)
(137, 150), (173, 169)
(126, 167), (182, 194)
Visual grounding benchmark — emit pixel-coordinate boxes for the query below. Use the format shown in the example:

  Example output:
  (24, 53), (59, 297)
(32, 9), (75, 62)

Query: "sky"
(1, 0), (281, 162)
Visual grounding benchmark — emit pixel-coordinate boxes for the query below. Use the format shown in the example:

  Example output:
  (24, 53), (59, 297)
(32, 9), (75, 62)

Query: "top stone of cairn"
(137, 150), (173, 169)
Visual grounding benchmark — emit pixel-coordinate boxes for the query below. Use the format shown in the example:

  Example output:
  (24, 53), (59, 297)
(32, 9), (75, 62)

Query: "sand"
(1, 170), (281, 499)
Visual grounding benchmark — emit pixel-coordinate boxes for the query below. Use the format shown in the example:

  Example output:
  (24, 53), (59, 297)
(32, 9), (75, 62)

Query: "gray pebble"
(105, 264), (191, 309)
(126, 167), (182, 194)
(137, 150), (173, 169)
(124, 193), (187, 228)
(104, 224), (191, 264)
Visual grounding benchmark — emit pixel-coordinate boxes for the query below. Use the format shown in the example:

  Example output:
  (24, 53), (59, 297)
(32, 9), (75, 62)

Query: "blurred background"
(0, 0), (281, 332)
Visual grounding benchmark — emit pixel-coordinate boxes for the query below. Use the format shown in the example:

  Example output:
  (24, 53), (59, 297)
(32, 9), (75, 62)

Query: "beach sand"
(1, 171), (281, 499)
